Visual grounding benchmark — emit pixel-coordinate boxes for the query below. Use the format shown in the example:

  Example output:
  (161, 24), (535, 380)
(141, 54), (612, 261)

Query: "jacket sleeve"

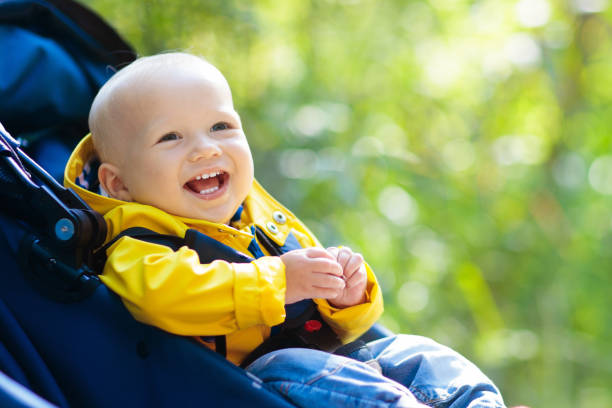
(289, 226), (384, 344)
(100, 236), (287, 336)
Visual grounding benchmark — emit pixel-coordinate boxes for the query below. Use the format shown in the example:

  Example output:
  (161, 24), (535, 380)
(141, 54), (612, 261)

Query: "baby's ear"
(98, 163), (132, 201)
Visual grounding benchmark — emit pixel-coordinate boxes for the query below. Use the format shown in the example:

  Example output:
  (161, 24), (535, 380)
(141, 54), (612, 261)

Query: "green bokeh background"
(80, 0), (612, 406)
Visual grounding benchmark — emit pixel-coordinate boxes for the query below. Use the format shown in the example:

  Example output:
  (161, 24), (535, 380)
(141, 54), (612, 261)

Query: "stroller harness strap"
(93, 226), (343, 366)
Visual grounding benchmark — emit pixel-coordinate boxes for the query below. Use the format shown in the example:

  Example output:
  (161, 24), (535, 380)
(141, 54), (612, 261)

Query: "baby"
(65, 52), (506, 407)
(90, 52), (367, 313)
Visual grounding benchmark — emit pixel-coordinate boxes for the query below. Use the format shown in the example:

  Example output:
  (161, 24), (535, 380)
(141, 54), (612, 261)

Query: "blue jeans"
(246, 335), (505, 408)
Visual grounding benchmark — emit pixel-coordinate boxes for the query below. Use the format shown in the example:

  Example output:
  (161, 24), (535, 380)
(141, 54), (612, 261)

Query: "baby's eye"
(210, 122), (230, 132)
(158, 132), (180, 143)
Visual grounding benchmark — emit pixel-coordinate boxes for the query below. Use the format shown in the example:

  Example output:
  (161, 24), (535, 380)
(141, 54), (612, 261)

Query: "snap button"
(272, 211), (287, 224)
(266, 222), (279, 234)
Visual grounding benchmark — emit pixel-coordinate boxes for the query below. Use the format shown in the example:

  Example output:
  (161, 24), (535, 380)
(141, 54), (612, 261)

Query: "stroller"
(0, 1), (390, 406)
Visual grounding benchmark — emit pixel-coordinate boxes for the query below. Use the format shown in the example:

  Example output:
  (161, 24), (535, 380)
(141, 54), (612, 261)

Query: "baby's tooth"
(196, 172), (222, 182)
(198, 186), (220, 195)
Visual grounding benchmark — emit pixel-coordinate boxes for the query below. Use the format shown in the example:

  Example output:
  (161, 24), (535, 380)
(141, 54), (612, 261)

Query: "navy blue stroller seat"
(0, 1), (391, 406)
(0, 207), (294, 408)
(0, 0), (134, 180)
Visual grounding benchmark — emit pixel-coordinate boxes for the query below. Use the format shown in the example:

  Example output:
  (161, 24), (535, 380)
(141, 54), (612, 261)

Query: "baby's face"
(110, 63), (254, 224)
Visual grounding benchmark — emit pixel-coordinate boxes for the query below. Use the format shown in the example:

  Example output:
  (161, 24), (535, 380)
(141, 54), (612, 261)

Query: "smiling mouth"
(184, 170), (229, 197)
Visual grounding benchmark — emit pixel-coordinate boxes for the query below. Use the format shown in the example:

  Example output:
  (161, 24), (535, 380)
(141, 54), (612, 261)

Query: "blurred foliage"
(80, 0), (612, 406)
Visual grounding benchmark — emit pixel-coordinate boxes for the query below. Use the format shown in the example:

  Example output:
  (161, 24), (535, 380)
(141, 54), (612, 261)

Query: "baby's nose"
(189, 137), (222, 161)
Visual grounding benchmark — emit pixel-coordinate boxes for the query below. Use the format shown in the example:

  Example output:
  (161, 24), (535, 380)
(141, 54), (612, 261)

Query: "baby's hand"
(281, 248), (345, 304)
(326, 247), (367, 309)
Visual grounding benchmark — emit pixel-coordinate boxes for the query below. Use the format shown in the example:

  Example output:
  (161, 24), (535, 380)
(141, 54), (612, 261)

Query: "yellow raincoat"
(64, 135), (383, 365)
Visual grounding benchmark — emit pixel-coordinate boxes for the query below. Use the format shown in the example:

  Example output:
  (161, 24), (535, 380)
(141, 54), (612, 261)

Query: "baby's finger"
(310, 257), (343, 276)
(344, 264), (366, 289)
(305, 247), (336, 261)
(312, 273), (345, 289)
(343, 252), (364, 279)
(337, 247), (353, 270)
(326, 247), (339, 258)
(311, 287), (343, 300)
